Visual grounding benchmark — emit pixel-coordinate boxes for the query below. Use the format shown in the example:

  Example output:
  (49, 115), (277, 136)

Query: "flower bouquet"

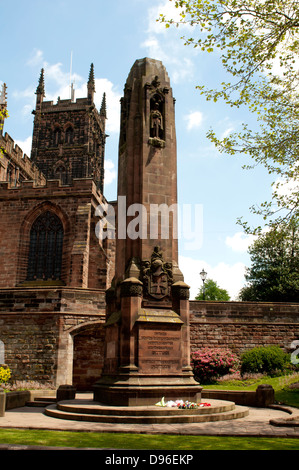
(155, 397), (211, 409)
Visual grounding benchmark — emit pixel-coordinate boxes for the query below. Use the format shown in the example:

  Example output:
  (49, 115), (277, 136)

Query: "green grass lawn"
(0, 428), (298, 450)
(203, 372), (299, 409)
(0, 373), (298, 450)
(204, 372), (299, 406)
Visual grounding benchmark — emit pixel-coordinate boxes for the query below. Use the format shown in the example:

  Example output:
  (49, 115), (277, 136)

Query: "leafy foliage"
(0, 108), (8, 158)
(239, 219), (299, 301)
(159, 0), (299, 230)
(240, 346), (290, 375)
(191, 347), (240, 383)
(196, 278), (230, 300)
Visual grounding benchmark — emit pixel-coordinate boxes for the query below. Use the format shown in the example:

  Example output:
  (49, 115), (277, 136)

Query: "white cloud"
(73, 78), (121, 134)
(273, 175), (299, 198)
(17, 51), (121, 134)
(184, 111), (203, 131)
(26, 49), (44, 67)
(225, 231), (256, 253)
(104, 159), (117, 186)
(95, 79), (121, 134)
(15, 136), (32, 157)
(146, 0), (186, 36)
(179, 255), (246, 300)
(13, 87), (35, 100)
(221, 126), (235, 139)
(141, 1), (197, 84)
(141, 34), (195, 83)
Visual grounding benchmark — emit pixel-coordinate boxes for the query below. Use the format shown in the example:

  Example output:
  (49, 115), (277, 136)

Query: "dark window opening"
(53, 128), (61, 146)
(65, 126), (74, 145)
(55, 164), (68, 184)
(26, 211), (64, 281)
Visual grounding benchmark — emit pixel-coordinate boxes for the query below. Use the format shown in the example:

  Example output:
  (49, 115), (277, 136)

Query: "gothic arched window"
(26, 211), (64, 281)
(65, 126), (74, 145)
(53, 128), (61, 146)
(55, 164), (67, 184)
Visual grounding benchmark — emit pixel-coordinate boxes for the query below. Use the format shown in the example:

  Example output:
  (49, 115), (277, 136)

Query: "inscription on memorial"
(138, 328), (182, 374)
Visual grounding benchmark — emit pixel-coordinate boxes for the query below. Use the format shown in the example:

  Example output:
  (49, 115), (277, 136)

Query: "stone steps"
(26, 397), (57, 407)
(44, 399), (249, 424)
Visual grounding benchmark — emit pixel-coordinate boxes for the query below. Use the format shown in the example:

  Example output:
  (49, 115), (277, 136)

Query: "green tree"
(159, 0), (299, 232)
(239, 218), (299, 301)
(196, 278), (230, 301)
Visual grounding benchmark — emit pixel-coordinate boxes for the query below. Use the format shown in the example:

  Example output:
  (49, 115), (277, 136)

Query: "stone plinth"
(93, 277), (202, 406)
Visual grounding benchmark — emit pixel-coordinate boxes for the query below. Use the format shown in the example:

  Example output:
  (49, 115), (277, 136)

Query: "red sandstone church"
(0, 59), (298, 392)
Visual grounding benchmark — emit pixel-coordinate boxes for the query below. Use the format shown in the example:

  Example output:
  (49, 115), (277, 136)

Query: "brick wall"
(0, 292), (298, 388)
(189, 300), (299, 354)
(0, 287), (106, 386)
(73, 325), (106, 390)
(0, 179), (115, 289)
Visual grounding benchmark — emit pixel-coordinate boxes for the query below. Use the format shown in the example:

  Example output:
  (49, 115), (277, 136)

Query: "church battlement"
(0, 175), (107, 206)
(40, 96), (92, 112)
(1, 131), (31, 162)
(0, 132), (46, 185)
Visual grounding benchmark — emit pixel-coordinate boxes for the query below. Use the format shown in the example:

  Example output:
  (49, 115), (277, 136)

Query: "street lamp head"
(200, 268), (207, 282)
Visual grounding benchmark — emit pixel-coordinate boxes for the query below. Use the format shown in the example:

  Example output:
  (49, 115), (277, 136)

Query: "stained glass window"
(26, 211), (64, 281)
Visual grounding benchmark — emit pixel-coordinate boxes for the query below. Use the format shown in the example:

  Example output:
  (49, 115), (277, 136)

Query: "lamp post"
(200, 268), (207, 300)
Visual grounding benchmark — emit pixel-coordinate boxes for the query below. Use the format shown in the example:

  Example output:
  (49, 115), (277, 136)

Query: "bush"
(241, 346), (289, 376)
(191, 348), (240, 384)
(0, 365), (11, 385)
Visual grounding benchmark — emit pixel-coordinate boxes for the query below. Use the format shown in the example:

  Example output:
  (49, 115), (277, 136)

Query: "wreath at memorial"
(155, 397), (211, 408)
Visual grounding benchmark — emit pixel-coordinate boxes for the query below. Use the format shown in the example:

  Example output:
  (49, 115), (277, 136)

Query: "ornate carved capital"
(120, 277), (143, 298)
(171, 281), (190, 300)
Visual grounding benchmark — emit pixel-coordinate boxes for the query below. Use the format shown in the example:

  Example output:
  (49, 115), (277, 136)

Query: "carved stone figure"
(150, 101), (163, 139)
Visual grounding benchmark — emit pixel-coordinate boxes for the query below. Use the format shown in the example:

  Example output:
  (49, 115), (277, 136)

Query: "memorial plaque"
(138, 325), (182, 374)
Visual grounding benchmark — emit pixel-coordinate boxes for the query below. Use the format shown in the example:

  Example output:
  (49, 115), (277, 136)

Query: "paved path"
(0, 395), (299, 439)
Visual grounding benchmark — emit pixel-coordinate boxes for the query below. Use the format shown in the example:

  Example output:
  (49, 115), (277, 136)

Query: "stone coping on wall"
(201, 389), (256, 407)
(189, 300), (299, 323)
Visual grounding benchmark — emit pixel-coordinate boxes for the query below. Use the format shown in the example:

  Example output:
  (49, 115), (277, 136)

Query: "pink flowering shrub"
(191, 348), (240, 383)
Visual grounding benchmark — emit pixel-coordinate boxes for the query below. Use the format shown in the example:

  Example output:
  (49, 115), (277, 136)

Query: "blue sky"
(1, 0), (275, 299)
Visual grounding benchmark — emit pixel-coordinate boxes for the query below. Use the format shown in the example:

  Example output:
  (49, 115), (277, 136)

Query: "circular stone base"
(44, 398), (249, 424)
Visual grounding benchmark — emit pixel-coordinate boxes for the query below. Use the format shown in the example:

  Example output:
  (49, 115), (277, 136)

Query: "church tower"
(31, 64), (107, 192)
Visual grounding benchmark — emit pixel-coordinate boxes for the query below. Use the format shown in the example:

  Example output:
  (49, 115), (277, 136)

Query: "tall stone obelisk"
(93, 58), (202, 405)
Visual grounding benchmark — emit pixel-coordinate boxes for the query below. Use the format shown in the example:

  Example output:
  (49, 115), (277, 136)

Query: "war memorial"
(0, 58), (298, 424)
